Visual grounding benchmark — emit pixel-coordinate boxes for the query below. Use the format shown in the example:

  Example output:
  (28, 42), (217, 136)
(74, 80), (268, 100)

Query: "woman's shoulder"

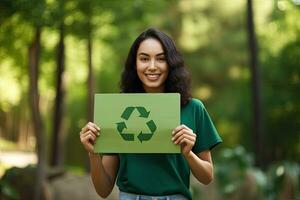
(187, 98), (205, 108)
(183, 98), (205, 112)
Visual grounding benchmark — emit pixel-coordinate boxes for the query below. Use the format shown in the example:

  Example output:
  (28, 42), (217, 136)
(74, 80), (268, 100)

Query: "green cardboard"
(93, 93), (180, 153)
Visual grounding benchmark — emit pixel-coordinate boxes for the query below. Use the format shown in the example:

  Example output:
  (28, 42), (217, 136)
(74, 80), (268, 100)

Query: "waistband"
(119, 191), (188, 200)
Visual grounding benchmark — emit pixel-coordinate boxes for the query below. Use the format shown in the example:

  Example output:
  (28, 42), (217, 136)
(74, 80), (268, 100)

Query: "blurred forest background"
(0, 0), (299, 199)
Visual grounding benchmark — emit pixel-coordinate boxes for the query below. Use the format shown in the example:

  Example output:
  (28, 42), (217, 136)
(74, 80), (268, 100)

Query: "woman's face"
(136, 38), (169, 93)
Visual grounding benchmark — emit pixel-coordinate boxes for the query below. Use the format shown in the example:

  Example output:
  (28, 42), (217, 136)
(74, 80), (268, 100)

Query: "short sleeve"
(192, 100), (222, 153)
(100, 153), (118, 156)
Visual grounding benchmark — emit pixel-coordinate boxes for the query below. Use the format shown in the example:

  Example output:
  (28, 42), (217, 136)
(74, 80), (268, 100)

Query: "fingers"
(178, 138), (194, 147)
(80, 131), (97, 152)
(172, 125), (195, 143)
(80, 132), (95, 153)
(172, 124), (192, 135)
(80, 122), (101, 153)
(173, 130), (196, 144)
(172, 125), (196, 155)
(80, 131), (97, 142)
(81, 122), (100, 135)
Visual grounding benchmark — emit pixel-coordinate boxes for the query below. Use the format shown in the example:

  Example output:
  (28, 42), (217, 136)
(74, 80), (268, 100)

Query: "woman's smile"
(145, 73), (161, 81)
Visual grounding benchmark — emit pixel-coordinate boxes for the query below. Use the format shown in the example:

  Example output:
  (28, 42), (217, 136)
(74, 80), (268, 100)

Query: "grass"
(0, 139), (17, 151)
(65, 165), (86, 176)
(0, 138), (34, 152)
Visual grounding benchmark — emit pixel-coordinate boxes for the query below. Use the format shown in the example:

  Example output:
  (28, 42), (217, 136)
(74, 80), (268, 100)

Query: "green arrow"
(120, 133), (134, 141)
(137, 120), (157, 142)
(137, 131), (153, 143)
(136, 107), (150, 118)
(146, 120), (157, 132)
(116, 122), (134, 141)
(116, 122), (127, 132)
(121, 106), (135, 120)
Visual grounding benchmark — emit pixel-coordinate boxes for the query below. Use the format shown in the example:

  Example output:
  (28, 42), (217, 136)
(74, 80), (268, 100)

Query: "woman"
(79, 28), (222, 200)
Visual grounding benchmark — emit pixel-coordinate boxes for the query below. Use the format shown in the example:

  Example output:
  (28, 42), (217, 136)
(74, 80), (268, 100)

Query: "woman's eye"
(140, 57), (149, 61)
(158, 57), (166, 62)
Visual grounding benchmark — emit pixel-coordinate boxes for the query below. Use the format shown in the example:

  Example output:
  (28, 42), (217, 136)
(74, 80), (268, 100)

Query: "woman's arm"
(172, 125), (213, 185)
(183, 150), (213, 185)
(80, 122), (119, 198)
(89, 154), (119, 198)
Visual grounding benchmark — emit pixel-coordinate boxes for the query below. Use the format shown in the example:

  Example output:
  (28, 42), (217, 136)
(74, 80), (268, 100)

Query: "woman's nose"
(148, 59), (156, 70)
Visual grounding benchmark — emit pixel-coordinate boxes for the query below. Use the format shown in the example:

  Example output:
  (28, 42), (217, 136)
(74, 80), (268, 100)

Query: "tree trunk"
(87, 32), (94, 122)
(28, 27), (46, 200)
(246, 0), (264, 168)
(84, 31), (95, 172)
(50, 23), (65, 167)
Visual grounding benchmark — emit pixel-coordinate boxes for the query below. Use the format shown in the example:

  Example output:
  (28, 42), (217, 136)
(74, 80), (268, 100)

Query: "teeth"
(145, 74), (160, 80)
(147, 74), (159, 78)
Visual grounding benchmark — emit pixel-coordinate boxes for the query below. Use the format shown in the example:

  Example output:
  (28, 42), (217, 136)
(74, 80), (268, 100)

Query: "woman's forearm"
(184, 151), (213, 185)
(89, 153), (115, 198)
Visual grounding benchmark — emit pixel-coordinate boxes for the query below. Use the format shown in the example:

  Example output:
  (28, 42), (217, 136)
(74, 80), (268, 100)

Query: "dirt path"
(48, 172), (119, 200)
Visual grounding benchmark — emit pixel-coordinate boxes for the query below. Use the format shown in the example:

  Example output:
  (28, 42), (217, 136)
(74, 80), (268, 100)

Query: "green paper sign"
(93, 93), (180, 153)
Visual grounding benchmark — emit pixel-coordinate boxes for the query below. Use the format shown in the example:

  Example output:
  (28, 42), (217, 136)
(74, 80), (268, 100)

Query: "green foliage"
(0, 165), (36, 200)
(209, 147), (299, 200)
(215, 146), (257, 196)
(265, 162), (300, 200)
(261, 34), (300, 163)
(0, 1), (17, 23)
(0, 180), (19, 200)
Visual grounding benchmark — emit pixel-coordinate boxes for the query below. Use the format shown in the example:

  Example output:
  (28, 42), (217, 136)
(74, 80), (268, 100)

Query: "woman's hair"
(120, 28), (191, 106)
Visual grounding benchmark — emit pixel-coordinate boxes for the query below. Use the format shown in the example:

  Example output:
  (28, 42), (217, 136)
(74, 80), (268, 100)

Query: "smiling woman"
(79, 28), (222, 200)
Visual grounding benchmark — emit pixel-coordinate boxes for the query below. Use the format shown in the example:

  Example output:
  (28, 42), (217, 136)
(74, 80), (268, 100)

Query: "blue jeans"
(119, 191), (188, 200)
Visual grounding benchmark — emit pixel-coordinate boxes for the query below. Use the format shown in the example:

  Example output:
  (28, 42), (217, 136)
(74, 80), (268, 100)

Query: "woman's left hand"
(172, 125), (196, 156)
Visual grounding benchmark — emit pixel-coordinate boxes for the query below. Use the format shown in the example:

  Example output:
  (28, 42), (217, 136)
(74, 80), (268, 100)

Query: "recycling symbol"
(115, 106), (157, 142)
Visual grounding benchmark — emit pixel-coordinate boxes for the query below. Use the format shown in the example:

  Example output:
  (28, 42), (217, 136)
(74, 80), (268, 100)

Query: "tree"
(28, 26), (47, 200)
(12, 0), (48, 198)
(246, 0), (264, 168)
(50, 0), (66, 168)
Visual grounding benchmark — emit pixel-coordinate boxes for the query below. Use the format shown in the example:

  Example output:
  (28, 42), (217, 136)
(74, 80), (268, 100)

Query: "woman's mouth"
(145, 74), (160, 81)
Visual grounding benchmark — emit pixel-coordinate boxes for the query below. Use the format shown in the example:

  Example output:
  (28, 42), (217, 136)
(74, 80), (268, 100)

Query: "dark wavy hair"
(120, 28), (191, 106)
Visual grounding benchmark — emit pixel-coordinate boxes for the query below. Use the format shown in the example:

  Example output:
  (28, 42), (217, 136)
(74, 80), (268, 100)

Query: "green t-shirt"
(116, 98), (222, 199)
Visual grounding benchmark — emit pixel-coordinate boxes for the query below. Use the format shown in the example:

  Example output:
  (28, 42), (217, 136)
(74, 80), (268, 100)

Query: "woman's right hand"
(80, 122), (101, 154)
